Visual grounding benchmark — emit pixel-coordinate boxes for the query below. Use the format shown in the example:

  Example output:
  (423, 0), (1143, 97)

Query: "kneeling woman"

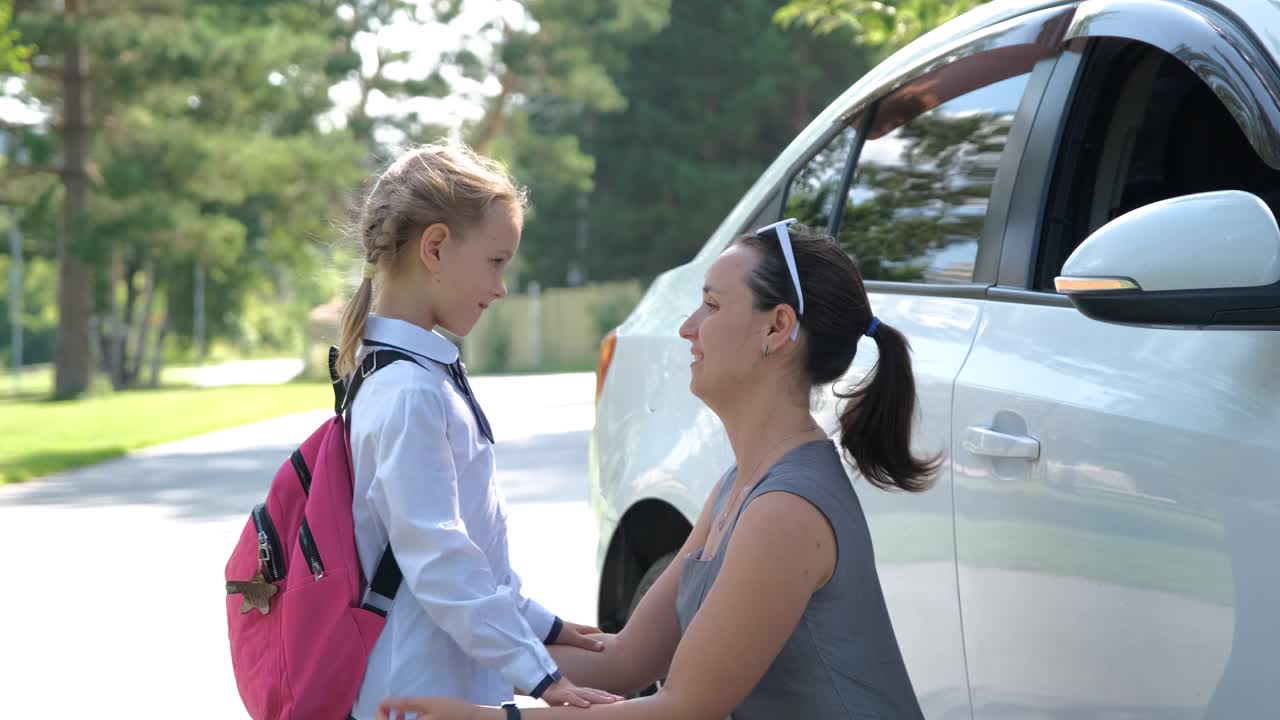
(379, 220), (936, 720)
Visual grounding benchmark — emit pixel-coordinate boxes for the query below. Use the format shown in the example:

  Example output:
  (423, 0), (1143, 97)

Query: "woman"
(378, 219), (937, 719)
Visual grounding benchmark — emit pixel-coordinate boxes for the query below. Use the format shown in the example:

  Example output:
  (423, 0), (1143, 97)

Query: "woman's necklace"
(716, 424), (821, 532)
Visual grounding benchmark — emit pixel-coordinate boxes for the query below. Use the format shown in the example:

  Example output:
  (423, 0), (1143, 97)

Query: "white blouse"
(349, 315), (562, 719)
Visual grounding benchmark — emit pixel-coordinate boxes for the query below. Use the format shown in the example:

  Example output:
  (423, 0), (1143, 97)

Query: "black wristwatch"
(500, 701), (521, 719)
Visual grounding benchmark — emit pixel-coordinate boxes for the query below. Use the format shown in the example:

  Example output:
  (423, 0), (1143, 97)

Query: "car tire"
(624, 551), (677, 698)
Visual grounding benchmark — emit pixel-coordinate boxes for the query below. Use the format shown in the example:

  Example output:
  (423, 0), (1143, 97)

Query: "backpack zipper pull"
(258, 531), (272, 572)
(311, 560), (324, 581)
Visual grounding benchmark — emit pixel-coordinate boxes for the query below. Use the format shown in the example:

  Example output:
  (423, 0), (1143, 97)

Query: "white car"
(588, 0), (1280, 717)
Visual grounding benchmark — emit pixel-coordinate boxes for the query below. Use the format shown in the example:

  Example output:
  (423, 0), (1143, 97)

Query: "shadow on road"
(4, 443), (295, 522)
(7, 428), (593, 519)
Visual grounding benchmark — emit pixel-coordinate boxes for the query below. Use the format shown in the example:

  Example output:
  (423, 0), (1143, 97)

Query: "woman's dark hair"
(736, 223), (940, 492)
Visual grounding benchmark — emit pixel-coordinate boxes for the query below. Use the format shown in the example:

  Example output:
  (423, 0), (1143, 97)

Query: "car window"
(1035, 40), (1280, 290)
(784, 124), (860, 233)
(843, 68), (1033, 284)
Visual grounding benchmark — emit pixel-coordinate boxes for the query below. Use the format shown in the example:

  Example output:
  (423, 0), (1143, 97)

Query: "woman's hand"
(540, 676), (623, 707)
(551, 620), (607, 652)
(375, 678), (622, 720)
(376, 695), (490, 720)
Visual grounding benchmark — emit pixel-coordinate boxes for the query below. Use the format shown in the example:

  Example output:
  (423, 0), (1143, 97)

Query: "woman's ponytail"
(836, 320), (940, 492)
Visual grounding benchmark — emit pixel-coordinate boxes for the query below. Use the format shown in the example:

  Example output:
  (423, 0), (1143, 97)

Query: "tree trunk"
(791, 44), (813, 135)
(125, 261), (156, 387)
(148, 315), (168, 388)
(107, 245), (125, 389)
(53, 0), (93, 398)
(119, 251), (141, 383)
(470, 69), (515, 154)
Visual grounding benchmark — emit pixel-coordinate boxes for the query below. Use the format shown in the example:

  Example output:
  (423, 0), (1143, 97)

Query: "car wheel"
(624, 551), (677, 698)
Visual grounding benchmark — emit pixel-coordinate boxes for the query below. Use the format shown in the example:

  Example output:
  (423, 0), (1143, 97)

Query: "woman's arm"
(547, 634), (629, 695)
(379, 490), (838, 720)
(547, 475), (727, 695)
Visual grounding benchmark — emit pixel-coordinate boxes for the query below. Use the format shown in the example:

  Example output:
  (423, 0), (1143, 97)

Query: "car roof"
(794, 0), (1278, 155)
(874, 0), (1278, 77)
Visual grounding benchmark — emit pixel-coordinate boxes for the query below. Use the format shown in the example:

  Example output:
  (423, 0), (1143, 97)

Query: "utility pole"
(8, 218), (22, 395)
(194, 260), (206, 363)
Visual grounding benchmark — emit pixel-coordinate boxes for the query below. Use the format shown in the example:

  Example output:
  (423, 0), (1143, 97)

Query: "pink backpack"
(224, 347), (418, 720)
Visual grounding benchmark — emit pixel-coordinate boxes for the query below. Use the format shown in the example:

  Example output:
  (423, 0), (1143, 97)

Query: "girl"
(339, 141), (619, 719)
(375, 220), (937, 719)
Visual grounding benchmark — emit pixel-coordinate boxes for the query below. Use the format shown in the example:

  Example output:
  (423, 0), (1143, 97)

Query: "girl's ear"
(417, 223), (450, 274)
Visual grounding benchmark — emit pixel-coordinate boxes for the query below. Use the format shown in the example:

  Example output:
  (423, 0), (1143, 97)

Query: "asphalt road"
(0, 372), (600, 718)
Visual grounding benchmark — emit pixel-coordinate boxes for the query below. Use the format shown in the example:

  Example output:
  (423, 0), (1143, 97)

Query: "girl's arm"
(505, 568), (605, 652)
(368, 385), (562, 697)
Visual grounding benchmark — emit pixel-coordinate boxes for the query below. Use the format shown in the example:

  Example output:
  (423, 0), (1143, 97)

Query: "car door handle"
(964, 426), (1041, 460)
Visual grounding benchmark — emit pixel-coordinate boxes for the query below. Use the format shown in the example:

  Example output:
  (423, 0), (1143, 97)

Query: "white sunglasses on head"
(755, 217), (805, 341)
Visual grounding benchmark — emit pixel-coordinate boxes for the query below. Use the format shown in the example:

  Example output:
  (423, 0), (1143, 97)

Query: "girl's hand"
(376, 695), (488, 720)
(552, 620), (608, 652)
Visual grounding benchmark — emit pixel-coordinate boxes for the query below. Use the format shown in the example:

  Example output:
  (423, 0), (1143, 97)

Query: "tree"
(331, 0), (463, 150)
(775, 0), (988, 57)
(6, 1), (367, 394)
(559, 0), (869, 286)
(457, 0), (669, 289)
(0, 0), (32, 73)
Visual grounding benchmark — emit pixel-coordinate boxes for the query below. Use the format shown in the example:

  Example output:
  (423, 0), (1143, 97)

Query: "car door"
(952, 5), (1280, 718)
(774, 9), (1068, 717)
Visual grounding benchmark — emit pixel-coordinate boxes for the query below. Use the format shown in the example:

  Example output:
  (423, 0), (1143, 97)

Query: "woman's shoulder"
(754, 441), (863, 526)
(763, 440), (848, 489)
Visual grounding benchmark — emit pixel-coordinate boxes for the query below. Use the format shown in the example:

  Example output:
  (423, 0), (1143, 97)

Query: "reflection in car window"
(844, 73), (1031, 283)
(784, 125), (859, 233)
(1036, 44), (1280, 290)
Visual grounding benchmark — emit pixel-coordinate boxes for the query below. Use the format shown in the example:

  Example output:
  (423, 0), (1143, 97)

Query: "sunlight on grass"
(0, 382), (331, 484)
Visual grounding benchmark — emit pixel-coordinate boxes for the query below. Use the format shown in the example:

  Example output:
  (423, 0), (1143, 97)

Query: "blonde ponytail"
(336, 278), (374, 378)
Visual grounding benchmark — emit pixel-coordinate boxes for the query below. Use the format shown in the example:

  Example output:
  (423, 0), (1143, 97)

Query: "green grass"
(0, 363), (216, 401)
(0, 381), (332, 484)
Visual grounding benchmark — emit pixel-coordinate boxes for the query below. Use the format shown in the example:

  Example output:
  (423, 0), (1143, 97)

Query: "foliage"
(0, 0), (32, 73)
(3, 1), (367, 393)
(775, 0), (988, 55)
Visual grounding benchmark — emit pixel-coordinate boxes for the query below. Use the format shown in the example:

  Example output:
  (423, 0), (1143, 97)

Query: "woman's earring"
(762, 343), (770, 358)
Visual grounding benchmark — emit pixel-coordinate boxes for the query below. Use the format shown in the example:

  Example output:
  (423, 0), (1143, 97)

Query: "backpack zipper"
(290, 449), (312, 496)
(298, 517), (325, 580)
(251, 503), (285, 583)
(287, 449), (323, 579)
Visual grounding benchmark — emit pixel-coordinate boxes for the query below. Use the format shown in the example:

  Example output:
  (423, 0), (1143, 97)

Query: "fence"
(307, 280), (644, 377)
(463, 280), (643, 374)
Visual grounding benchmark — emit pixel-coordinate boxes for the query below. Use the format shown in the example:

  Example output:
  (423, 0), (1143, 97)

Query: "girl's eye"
(492, 258), (505, 266)
(703, 301), (717, 310)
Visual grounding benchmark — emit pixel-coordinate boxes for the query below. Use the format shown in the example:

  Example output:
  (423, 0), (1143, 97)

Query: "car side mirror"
(1055, 190), (1280, 328)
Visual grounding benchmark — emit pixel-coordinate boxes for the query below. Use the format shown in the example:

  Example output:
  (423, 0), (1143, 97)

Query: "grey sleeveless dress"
(676, 439), (924, 719)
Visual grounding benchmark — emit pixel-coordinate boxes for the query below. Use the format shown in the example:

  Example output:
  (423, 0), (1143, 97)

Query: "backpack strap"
(338, 347), (420, 414)
(361, 544), (403, 618)
(328, 346), (346, 415)
(330, 343), (423, 618)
